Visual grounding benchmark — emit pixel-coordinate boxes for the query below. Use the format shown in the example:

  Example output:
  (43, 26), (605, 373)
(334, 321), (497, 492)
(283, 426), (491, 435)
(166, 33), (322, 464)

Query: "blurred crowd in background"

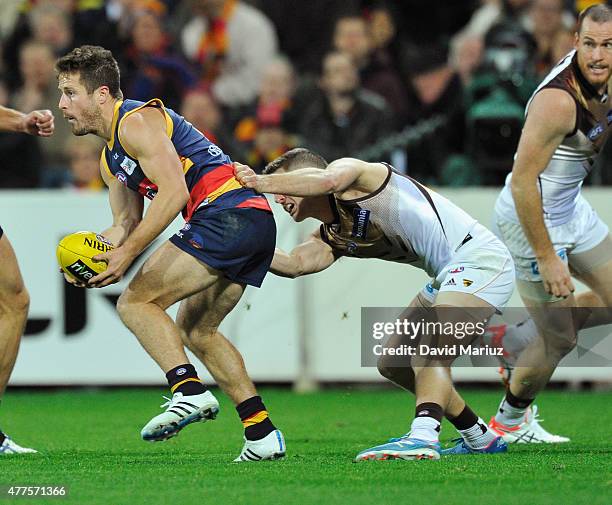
(1, 0), (611, 190)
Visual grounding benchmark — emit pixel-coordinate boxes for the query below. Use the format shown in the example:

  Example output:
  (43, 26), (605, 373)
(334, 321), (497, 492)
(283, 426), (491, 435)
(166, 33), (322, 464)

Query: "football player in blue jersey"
(56, 46), (284, 462)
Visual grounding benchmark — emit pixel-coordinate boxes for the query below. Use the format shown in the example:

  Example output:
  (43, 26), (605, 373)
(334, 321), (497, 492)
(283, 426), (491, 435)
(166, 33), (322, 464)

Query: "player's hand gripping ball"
(57, 231), (114, 283)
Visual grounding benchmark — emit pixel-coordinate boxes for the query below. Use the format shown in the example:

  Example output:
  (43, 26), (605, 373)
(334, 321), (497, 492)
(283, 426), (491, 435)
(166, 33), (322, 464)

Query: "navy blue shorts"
(169, 207), (276, 287)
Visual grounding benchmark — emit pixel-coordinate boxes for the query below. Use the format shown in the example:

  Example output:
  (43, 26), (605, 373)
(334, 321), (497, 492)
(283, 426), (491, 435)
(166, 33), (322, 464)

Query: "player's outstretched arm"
(89, 108), (189, 287)
(511, 88), (576, 297)
(0, 105), (54, 136)
(272, 229), (336, 278)
(234, 158), (367, 197)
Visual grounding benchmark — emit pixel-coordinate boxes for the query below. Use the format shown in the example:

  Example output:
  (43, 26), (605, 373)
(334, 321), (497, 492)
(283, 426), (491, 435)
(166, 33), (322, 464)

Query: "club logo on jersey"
(120, 156), (137, 175)
(463, 279), (473, 287)
(588, 123), (604, 141)
(351, 208), (371, 239)
(444, 278), (456, 286)
(116, 171), (127, 185)
(449, 266), (464, 274)
(208, 145), (222, 157)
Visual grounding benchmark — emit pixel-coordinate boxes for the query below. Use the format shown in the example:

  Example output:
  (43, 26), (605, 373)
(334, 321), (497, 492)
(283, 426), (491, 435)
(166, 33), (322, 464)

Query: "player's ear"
(95, 85), (111, 105)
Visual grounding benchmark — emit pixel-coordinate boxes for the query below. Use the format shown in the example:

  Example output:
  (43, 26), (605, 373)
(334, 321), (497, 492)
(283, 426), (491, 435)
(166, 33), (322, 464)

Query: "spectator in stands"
(244, 106), (295, 174)
(180, 87), (242, 159)
(527, 0), (575, 76)
(122, 6), (195, 111)
(233, 56), (298, 149)
(400, 43), (466, 183)
(0, 77), (41, 188)
(181, 0), (278, 107)
(451, 33), (485, 86)
(298, 51), (391, 161)
(64, 135), (105, 191)
(332, 14), (407, 126)
(12, 40), (72, 186)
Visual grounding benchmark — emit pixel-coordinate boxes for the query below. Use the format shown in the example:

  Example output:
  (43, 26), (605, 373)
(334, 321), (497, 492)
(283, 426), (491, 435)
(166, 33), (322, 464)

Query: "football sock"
(165, 364), (207, 396)
(409, 402), (443, 443)
(236, 396), (276, 441)
(448, 405), (496, 449)
(495, 390), (534, 427)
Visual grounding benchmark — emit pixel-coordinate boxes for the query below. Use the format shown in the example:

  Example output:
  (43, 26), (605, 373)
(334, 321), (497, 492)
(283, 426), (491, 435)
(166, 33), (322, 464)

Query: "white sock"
(459, 418), (497, 449)
(504, 318), (537, 355)
(495, 398), (527, 427)
(409, 416), (440, 443)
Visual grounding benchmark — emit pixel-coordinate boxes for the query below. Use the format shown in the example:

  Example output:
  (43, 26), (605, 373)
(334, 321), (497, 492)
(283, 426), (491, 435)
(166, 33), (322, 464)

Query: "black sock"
(505, 389), (534, 410)
(165, 364), (207, 395)
(448, 404), (480, 431)
(236, 396), (276, 441)
(415, 402), (444, 424)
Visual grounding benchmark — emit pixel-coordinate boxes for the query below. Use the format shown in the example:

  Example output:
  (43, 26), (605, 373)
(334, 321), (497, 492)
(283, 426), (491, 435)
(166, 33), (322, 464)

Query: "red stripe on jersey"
(184, 164), (234, 220)
(236, 197), (271, 212)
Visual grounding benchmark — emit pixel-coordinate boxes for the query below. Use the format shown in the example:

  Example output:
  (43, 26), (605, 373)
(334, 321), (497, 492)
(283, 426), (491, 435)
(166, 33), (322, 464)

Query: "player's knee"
(12, 286), (29, 316)
(183, 327), (216, 346)
(116, 291), (138, 324)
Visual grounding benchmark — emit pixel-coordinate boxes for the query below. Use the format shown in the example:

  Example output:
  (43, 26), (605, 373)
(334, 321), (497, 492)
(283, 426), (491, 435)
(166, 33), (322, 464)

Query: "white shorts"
(420, 223), (515, 311)
(493, 196), (610, 282)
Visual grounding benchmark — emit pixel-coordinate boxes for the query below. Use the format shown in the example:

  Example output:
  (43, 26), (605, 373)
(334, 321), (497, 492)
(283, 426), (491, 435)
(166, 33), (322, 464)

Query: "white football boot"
(233, 429), (286, 462)
(0, 435), (37, 455)
(489, 405), (570, 444)
(141, 391), (219, 442)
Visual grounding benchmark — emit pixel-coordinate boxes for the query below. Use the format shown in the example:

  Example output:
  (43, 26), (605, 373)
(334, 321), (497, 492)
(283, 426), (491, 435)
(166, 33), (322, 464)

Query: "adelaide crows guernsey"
(101, 99), (270, 220)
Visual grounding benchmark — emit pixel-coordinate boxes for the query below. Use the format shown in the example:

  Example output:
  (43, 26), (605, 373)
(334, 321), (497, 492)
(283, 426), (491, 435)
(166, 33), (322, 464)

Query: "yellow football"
(57, 231), (114, 283)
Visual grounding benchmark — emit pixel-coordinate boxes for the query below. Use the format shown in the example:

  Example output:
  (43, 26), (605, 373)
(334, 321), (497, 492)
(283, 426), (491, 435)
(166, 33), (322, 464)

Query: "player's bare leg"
(117, 241), (284, 459)
(0, 235), (36, 454)
(357, 293), (504, 460)
(491, 258), (612, 443)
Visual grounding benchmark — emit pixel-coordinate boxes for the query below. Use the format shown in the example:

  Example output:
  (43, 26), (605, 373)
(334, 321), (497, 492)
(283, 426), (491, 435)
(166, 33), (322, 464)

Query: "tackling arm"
(272, 229), (336, 278)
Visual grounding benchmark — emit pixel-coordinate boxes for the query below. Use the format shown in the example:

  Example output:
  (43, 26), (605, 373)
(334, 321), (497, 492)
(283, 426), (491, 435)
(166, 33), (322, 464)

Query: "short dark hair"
(56, 45), (122, 99)
(263, 148), (328, 174)
(577, 4), (612, 34)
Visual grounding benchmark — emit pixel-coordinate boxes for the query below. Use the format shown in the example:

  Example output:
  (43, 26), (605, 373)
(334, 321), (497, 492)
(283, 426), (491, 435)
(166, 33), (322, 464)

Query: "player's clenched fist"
(233, 161), (259, 189)
(23, 109), (54, 137)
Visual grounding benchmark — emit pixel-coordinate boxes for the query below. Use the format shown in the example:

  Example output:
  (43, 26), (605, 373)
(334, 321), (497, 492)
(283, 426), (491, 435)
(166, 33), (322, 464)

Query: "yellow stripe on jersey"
(106, 100), (124, 151)
(181, 156), (194, 174)
(242, 410), (269, 428)
(205, 177), (243, 205)
(117, 98), (174, 159)
(100, 148), (113, 178)
(170, 378), (202, 394)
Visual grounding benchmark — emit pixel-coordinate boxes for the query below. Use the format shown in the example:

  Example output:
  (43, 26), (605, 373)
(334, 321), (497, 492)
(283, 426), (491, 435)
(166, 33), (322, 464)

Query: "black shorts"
(169, 207), (276, 287)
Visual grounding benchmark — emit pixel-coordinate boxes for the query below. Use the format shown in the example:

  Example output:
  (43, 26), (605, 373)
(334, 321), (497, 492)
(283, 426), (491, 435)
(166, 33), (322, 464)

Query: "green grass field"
(0, 388), (610, 505)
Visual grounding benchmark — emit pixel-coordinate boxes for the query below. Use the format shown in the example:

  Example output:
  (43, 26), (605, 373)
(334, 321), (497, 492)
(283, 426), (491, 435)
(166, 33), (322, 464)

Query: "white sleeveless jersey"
(495, 51), (612, 226)
(320, 165), (478, 278)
